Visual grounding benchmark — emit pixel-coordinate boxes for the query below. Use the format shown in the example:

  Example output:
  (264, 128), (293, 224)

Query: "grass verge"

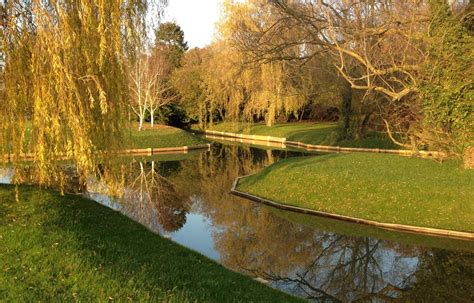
(0, 185), (299, 302)
(210, 122), (399, 149)
(19, 124), (207, 151)
(127, 125), (207, 149)
(237, 153), (474, 233)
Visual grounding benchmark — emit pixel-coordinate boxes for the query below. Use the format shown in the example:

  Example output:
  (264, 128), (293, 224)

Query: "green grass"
(0, 185), (300, 302)
(19, 123), (207, 150)
(210, 122), (399, 149)
(210, 121), (336, 143)
(127, 125), (207, 149)
(237, 153), (474, 232)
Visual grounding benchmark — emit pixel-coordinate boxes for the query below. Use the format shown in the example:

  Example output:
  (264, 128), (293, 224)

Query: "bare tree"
(226, 0), (433, 148)
(147, 51), (176, 127)
(125, 161), (190, 232)
(129, 55), (150, 131)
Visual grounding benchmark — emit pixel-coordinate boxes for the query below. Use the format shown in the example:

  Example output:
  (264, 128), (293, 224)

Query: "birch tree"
(130, 56), (150, 131)
(1, 0), (166, 186)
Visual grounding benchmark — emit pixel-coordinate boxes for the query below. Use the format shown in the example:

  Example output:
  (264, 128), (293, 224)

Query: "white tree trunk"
(150, 109), (155, 127)
(139, 115), (144, 131)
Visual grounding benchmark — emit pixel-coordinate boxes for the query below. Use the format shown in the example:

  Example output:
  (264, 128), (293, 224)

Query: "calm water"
(1, 142), (473, 302)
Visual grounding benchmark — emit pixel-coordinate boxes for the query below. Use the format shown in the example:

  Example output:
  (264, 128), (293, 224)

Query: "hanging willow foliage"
(1, 0), (165, 188)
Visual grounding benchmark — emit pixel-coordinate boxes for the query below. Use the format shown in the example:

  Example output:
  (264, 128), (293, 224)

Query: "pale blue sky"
(163, 0), (223, 49)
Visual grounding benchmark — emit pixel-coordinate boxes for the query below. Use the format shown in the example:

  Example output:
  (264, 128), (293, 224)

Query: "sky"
(163, 0), (223, 49)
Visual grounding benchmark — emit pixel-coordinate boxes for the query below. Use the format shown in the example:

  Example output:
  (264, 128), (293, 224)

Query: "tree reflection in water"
(401, 250), (474, 302)
(89, 160), (191, 233)
(1, 143), (473, 301)
(240, 236), (417, 302)
(122, 161), (190, 232)
(166, 144), (473, 302)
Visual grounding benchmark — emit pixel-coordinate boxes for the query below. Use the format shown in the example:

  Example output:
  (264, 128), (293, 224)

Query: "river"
(1, 141), (473, 302)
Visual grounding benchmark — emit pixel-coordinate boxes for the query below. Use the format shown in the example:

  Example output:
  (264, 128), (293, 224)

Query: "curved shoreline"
(205, 130), (446, 158)
(231, 175), (474, 241)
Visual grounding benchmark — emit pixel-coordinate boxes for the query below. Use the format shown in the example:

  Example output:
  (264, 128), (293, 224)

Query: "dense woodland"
(171, 0), (473, 156)
(117, 0), (474, 157)
(1, 0), (473, 185)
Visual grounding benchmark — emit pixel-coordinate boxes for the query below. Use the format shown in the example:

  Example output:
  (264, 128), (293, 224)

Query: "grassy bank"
(237, 153), (474, 232)
(21, 124), (207, 150)
(127, 124), (207, 149)
(210, 122), (399, 149)
(0, 185), (299, 302)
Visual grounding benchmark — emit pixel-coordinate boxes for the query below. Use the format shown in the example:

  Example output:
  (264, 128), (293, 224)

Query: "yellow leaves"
(99, 88), (108, 114)
(98, 0), (108, 69)
(88, 87), (95, 109)
(2, 0), (160, 188)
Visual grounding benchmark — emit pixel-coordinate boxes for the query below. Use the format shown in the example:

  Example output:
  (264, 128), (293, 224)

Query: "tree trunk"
(358, 111), (373, 139)
(199, 104), (204, 130)
(139, 115), (144, 131)
(267, 103), (275, 127)
(340, 85), (353, 140)
(209, 104), (214, 127)
(150, 109), (155, 127)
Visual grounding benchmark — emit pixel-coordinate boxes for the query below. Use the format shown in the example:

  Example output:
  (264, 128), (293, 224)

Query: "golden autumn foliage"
(1, 0), (165, 187)
(216, 0), (473, 155)
(171, 0), (346, 129)
(171, 0), (472, 158)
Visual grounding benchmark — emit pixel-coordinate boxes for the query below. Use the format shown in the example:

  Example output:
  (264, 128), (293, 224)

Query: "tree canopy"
(170, 0), (473, 157)
(155, 22), (188, 69)
(1, 0), (166, 187)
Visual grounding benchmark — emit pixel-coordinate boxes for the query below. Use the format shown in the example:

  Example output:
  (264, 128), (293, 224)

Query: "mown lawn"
(210, 122), (399, 149)
(20, 124), (207, 150)
(0, 185), (300, 302)
(126, 125), (207, 148)
(237, 153), (474, 232)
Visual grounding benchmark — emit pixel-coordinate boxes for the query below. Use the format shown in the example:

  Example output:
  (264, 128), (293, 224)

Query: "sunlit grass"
(21, 123), (207, 150)
(0, 185), (300, 302)
(210, 122), (399, 149)
(237, 153), (474, 232)
(126, 125), (207, 148)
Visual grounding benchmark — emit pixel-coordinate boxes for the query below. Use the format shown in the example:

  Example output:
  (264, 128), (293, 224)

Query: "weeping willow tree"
(216, 0), (307, 126)
(1, 0), (165, 188)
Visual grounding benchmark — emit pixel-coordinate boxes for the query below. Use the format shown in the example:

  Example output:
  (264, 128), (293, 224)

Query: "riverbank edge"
(204, 130), (446, 158)
(0, 184), (301, 302)
(0, 144), (211, 163)
(231, 175), (474, 241)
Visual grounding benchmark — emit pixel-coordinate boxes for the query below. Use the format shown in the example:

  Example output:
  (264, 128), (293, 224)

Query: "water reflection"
(1, 143), (473, 301)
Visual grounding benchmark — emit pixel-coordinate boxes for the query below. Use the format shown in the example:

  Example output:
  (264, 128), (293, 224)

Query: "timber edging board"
(0, 144), (211, 163)
(230, 175), (474, 241)
(206, 130), (286, 144)
(205, 130), (446, 158)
